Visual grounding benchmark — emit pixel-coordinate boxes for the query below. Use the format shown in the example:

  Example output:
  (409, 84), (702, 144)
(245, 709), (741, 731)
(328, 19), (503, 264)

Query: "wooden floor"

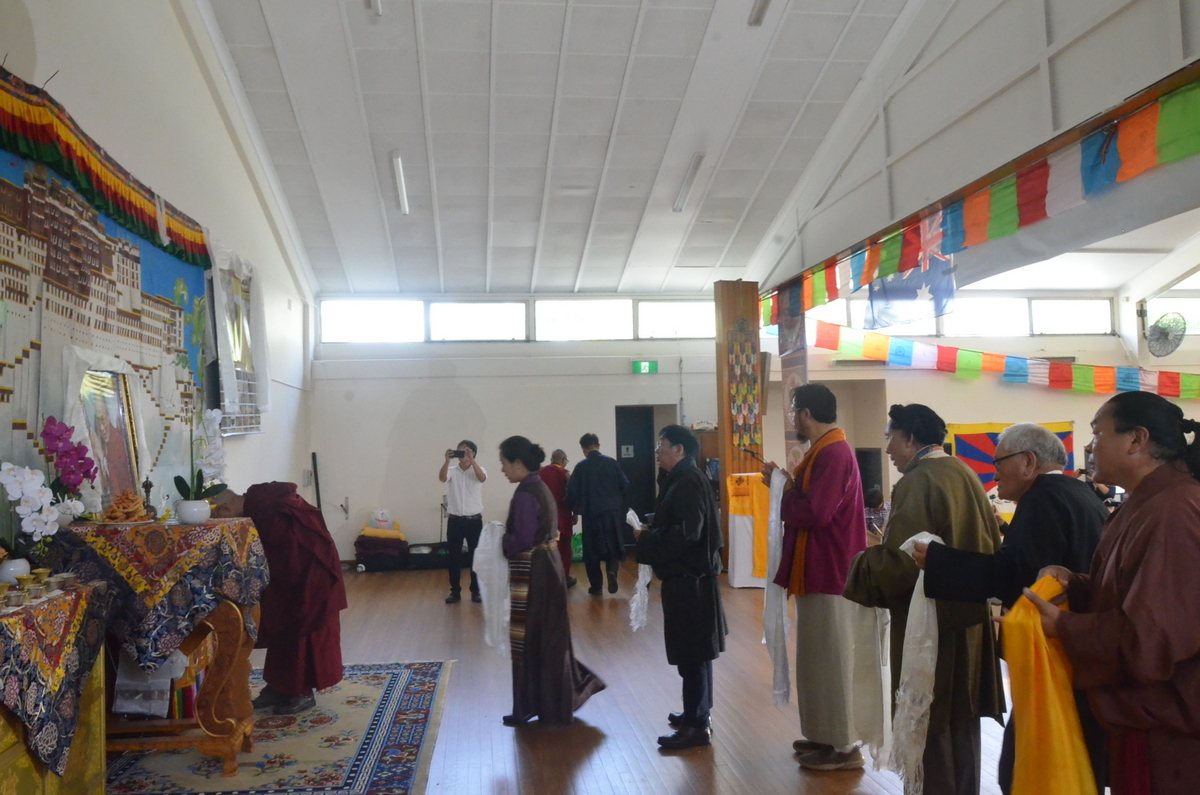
(328, 560), (1004, 795)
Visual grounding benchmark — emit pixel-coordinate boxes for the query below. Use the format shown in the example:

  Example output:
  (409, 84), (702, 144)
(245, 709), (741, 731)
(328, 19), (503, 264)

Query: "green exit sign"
(632, 360), (658, 374)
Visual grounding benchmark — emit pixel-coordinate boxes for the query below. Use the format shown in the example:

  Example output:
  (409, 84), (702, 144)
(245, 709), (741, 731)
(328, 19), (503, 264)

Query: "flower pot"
(176, 500), (211, 524)
(0, 558), (31, 585)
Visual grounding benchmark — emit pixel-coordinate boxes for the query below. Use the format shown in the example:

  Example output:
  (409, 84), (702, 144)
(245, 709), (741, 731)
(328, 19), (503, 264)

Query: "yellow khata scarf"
(786, 428), (847, 596)
(1006, 576), (1097, 795)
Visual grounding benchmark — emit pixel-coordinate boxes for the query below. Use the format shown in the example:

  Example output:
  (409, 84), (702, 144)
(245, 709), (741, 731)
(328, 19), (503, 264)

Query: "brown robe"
(1058, 462), (1200, 795)
(244, 482), (347, 696)
(504, 475), (605, 724)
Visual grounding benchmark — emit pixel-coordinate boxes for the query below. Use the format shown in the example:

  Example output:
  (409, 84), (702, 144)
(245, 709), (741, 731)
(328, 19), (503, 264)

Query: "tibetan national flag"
(864, 260), (956, 331)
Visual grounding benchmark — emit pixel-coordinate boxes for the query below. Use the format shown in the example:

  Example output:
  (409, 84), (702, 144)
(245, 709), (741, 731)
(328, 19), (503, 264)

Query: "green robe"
(843, 453), (1006, 733)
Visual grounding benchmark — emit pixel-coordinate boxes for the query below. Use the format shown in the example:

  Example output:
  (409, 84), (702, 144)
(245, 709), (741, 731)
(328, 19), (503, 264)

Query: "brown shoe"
(798, 746), (864, 771)
(792, 739), (832, 755)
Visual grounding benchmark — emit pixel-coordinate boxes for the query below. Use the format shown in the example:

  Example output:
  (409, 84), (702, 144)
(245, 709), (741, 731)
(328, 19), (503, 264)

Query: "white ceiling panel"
(626, 56), (696, 99)
(637, 8), (712, 57)
(207, 0), (916, 295)
(354, 48), (421, 93)
(495, 53), (561, 95)
(497, 4), (565, 53)
(494, 96), (555, 134)
(428, 95), (490, 133)
(555, 97), (620, 135)
(566, 7), (639, 55)
(420, 2), (492, 51)
(561, 54), (629, 97)
(424, 50), (490, 94)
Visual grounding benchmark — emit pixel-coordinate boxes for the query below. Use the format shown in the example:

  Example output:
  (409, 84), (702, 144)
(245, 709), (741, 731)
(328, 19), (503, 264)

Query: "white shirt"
(446, 463), (485, 516)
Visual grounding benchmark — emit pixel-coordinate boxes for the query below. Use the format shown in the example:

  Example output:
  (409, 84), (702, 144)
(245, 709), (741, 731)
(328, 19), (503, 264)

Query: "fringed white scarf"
(474, 520), (511, 656)
(763, 468), (791, 705)
(626, 509), (653, 631)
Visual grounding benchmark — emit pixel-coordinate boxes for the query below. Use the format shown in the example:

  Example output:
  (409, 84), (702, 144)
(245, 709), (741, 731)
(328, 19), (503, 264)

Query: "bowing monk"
(213, 482), (347, 715)
(1025, 392), (1200, 795)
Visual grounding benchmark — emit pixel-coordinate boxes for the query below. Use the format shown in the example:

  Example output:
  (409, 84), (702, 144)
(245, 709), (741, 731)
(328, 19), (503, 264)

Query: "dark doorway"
(615, 405), (656, 543)
(856, 448), (884, 496)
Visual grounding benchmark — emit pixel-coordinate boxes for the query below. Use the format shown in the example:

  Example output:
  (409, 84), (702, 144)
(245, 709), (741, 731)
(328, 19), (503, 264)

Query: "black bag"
(406, 541), (452, 570)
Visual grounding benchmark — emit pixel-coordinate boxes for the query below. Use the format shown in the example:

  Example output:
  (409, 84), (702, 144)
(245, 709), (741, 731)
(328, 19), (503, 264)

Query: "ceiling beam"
(411, 0), (446, 293)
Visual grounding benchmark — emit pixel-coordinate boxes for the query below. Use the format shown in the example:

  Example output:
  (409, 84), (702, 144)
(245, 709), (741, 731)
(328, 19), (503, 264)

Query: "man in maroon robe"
(214, 482), (347, 715)
(539, 449), (577, 588)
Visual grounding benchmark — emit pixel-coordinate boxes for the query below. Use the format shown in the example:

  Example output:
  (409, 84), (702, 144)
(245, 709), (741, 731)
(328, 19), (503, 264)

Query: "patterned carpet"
(105, 661), (452, 795)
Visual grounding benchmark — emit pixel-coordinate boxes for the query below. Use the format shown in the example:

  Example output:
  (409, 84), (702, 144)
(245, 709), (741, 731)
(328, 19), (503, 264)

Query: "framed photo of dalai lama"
(79, 370), (140, 499)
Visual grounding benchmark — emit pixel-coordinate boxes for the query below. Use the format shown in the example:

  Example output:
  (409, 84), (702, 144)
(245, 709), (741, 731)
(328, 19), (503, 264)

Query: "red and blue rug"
(105, 661), (452, 794)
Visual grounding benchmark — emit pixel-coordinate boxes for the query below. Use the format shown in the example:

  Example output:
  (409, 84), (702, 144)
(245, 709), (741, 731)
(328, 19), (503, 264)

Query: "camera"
(451, 450), (466, 458)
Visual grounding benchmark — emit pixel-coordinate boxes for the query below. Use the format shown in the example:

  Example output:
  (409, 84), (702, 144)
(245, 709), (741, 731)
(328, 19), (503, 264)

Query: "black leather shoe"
(445, 592), (461, 604)
(607, 570), (619, 593)
(668, 712), (683, 728)
(471, 591), (482, 603)
(273, 692), (316, 715)
(252, 686), (285, 710)
(657, 726), (711, 749)
(588, 587), (602, 596)
(502, 714), (528, 727)
(566, 576), (577, 588)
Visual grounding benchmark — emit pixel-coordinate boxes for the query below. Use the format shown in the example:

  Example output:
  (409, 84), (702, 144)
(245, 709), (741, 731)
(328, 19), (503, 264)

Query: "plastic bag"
(473, 521), (510, 656)
(112, 648), (189, 717)
(889, 531), (943, 795)
(625, 509), (653, 631)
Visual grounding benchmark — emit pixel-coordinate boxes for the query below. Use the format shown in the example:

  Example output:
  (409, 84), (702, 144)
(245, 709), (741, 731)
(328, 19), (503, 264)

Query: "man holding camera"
(439, 440), (487, 604)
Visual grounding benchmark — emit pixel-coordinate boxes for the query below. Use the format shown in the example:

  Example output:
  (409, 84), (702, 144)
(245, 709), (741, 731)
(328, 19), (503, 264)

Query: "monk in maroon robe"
(1025, 392), (1200, 795)
(539, 449), (576, 587)
(214, 482), (347, 715)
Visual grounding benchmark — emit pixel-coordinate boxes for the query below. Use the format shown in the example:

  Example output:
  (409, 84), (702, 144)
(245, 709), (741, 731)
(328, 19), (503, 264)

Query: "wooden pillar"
(713, 280), (764, 566)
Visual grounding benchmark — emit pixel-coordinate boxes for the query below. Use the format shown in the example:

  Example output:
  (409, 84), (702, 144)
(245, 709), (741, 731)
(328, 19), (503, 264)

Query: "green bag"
(571, 532), (583, 563)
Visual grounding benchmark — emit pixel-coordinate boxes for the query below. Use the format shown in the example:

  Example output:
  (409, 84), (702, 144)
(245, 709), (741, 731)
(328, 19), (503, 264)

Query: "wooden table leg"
(107, 601), (259, 777)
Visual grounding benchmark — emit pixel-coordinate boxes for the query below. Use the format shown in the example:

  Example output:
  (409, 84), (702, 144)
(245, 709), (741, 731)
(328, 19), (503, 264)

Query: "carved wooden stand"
(106, 601), (259, 777)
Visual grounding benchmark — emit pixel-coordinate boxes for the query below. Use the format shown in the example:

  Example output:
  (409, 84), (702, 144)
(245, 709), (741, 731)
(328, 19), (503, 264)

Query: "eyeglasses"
(992, 451), (1029, 466)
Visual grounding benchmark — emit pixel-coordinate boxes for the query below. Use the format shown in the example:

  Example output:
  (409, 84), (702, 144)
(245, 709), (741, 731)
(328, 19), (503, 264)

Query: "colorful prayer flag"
(878, 232), (902, 279)
(840, 326), (865, 358)
(863, 333), (890, 361)
(888, 337), (914, 366)
(911, 342), (938, 369)
(941, 201), (966, 254)
(1015, 160), (1049, 227)
(850, 247), (867, 291)
(1071, 365), (1094, 393)
(1046, 143), (1084, 217)
(814, 320), (839, 350)
(1048, 361), (1073, 389)
(1116, 367), (1141, 392)
(899, 225), (922, 273)
(1140, 369), (1159, 394)
(956, 349), (982, 379)
(1003, 357), (1029, 383)
(937, 345), (958, 373)
(863, 244), (881, 285)
(1158, 370), (1181, 397)
(1081, 126), (1120, 195)
(825, 260), (840, 302)
(1094, 366), (1116, 393)
(1157, 82), (1200, 164)
(982, 352), (1007, 373)
(988, 175), (1020, 240)
(1181, 373), (1200, 399)
(802, 272), (814, 311)
(1027, 359), (1050, 386)
(963, 189), (991, 247)
(1116, 102), (1159, 182)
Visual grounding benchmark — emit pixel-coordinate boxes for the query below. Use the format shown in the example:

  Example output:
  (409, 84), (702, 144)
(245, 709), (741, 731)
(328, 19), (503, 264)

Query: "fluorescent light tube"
(673, 152), (704, 213)
(391, 150), (409, 215)
(748, 0), (770, 26)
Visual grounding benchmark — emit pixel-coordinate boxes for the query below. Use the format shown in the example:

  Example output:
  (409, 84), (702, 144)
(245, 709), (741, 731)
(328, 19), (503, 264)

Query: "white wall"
(4, 0), (316, 494)
(311, 339), (717, 555)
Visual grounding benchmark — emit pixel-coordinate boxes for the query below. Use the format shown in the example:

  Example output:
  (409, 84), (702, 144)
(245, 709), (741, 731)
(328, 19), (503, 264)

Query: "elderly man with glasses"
(911, 421), (1109, 794)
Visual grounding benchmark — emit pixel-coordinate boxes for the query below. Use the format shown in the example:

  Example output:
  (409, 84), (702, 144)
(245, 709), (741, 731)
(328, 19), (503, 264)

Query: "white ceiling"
(207, 0), (907, 296)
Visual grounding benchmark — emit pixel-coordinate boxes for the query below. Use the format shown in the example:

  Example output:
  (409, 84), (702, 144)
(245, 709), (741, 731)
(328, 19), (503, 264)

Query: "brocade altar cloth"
(41, 518), (269, 673)
(0, 582), (113, 774)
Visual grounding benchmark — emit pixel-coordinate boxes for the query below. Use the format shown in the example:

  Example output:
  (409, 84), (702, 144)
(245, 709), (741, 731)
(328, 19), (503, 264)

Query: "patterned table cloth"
(40, 518), (269, 673)
(0, 582), (113, 774)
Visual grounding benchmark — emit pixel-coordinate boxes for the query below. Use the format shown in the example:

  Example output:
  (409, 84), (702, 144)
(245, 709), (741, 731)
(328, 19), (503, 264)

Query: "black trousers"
(677, 660), (713, 728)
(447, 514), (483, 594)
(584, 558), (619, 592)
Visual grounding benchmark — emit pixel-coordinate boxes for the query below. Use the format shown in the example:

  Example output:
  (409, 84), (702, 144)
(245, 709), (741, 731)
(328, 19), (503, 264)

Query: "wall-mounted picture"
(79, 370), (140, 500)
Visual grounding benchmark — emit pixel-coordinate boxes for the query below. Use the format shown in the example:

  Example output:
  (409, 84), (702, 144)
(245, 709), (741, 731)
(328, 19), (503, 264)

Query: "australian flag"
(865, 259), (956, 330)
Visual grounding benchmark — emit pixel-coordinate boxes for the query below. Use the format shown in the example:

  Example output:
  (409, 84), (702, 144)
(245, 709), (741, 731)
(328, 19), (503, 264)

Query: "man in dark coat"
(214, 482), (347, 715)
(635, 424), (727, 750)
(565, 433), (628, 596)
(912, 422), (1109, 793)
